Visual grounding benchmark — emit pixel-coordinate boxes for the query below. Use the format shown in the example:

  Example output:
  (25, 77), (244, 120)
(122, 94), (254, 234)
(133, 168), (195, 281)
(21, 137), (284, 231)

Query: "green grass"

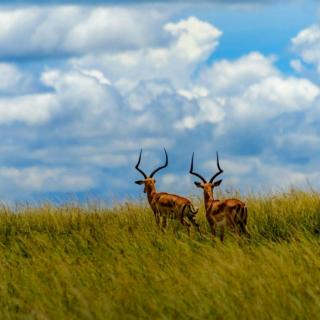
(0, 190), (319, 319)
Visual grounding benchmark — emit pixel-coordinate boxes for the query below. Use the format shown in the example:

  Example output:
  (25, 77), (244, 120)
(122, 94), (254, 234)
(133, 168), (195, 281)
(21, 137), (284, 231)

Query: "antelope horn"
(149, 148), (168, 178)
(135, 149), (147, 179)
(189, 152), (206, 183)
(209, 151), (224, 183)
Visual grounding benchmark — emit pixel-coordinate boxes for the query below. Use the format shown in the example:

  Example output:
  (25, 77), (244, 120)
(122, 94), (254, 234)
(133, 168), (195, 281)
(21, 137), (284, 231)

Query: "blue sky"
(0, 0), (320, 203)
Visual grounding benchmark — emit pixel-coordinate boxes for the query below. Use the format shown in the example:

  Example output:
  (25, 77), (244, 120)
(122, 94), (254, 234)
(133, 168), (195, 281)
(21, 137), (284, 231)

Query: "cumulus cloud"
(0, 6), (171, 58)
(202, 155), (319, 194)
(164, 17), (221, 62)
(0, 63), (34, 95)
(0, 8), (320, 201)
(0, 166), (95, 202)
(0, 93), (58, 124)
(40, 68), (125, 137)
(174, 53), (319, 138)
(291, 24), (320, 72)
(0, 167), (94, 192)
(72, 16), (222, 90)
(229, 76), (320, 120)
(198, 52), (279, 95)
(290, 59), (304, 73)
(160, 155), (320, 196)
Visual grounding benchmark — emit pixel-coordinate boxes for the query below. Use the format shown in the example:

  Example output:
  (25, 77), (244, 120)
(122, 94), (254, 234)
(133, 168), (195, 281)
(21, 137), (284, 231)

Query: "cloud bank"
(0, 6), (171, 59)
(0, 4), (319, 202)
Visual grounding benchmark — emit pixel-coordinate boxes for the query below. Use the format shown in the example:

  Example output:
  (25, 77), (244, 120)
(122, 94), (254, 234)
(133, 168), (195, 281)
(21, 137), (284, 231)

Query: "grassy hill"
(0, 190), (319, 319)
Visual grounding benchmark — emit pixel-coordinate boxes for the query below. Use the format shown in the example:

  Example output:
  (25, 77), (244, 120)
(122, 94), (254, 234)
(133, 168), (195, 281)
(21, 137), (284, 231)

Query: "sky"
(0, 0), (320, 203)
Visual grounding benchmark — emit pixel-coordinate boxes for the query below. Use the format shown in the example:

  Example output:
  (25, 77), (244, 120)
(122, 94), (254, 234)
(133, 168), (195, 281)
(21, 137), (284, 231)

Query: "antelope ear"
(194, 181), (203, 188)
(213, 179), (222, 187)
(135, 180), (145, 185)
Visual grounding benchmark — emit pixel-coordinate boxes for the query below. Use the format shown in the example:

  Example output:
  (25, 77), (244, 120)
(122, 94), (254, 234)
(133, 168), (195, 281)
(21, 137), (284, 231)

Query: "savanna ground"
(0, 190), (319, 319)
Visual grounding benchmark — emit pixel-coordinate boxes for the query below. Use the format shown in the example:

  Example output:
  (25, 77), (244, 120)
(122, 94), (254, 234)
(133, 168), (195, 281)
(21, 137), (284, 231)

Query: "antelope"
(189, 152), (249, 241)
(135, 149), (201, 236)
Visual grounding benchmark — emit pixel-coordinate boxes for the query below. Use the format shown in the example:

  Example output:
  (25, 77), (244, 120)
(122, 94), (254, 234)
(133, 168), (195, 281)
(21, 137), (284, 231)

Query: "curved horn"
(209, 151), (224, 183)
(189, 152), (206, 183)
(135, 149), (147, 178)
(150, 148), (168, 178)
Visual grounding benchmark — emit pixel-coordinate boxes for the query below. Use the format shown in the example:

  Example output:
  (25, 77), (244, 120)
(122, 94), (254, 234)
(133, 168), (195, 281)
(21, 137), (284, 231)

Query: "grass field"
(0, 190), (319, 319)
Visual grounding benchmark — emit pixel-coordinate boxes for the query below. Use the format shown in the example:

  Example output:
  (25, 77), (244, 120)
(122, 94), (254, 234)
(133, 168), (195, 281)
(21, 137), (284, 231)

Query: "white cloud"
(204, 158), (252, 176)
(0, 167), (94, 192)
(0, 63), (33, 94)
(290, 59), (304, 72)
(291, 24), (320, 71)
(160, 173), (194, 196)
(274, 133), (320, 159)
(78, 68), (112, 86)
(174, 52), (319, 134)
(0, 6), (171, 58)
(0, 63), (22, 92)
(1, 13), (320, 201)
(198, 52), (278, 95)
(229, 76), (320, 120)
(178, 86), (209, 100)
(254, 161), (319, 192)
(126, 79), (174, 111)
(164, 16), (222, 61)
(0, 93), (58, 124)
(72, 16), (222, 90)
(40, 68), (124, 137)
(198, 156), (319, 194)
(174, 95), (224, 130)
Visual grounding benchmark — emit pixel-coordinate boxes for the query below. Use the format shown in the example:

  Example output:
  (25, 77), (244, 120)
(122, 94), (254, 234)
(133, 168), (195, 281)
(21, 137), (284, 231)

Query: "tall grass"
(0, 190), (319, 319)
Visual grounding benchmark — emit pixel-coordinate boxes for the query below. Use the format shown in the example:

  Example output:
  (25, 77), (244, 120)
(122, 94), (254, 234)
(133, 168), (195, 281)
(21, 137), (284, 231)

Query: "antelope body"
(190, 152), (249, 241)
(135, 149), (201, 236)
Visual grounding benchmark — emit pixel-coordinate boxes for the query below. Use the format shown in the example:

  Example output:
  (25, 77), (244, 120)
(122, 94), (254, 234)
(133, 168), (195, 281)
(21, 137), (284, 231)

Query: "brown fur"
(199, 183), (249, 241)
(139, 178), (201, 236)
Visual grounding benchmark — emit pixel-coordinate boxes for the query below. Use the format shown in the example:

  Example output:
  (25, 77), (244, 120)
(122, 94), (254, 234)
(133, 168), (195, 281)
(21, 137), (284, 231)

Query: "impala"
(135, 149), (201, 236)
(189, 152), (249, 241)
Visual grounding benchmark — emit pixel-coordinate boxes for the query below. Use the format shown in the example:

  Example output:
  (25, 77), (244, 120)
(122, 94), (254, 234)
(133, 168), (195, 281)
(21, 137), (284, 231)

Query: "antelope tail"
(180, 204), (187, 224)
(180, 203), (198, 223)
(235, 205), (242, 224)
(238, 206), (249, 236)
(243, 207), (248, 225)
(184, 203), (202, 237)
(189, 204), (199, 215)
(237, 206), (247, 225)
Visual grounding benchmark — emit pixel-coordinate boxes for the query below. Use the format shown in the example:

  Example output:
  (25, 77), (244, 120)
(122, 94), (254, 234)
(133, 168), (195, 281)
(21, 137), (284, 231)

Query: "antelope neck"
(204, 188), (215, 211)
(146, 185), (157, 205)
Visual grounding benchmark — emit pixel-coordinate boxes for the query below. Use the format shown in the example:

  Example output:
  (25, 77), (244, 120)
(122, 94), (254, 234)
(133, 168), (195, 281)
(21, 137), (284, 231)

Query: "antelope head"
(134, 148), (168, 193)
(189, 152), (223, 199)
